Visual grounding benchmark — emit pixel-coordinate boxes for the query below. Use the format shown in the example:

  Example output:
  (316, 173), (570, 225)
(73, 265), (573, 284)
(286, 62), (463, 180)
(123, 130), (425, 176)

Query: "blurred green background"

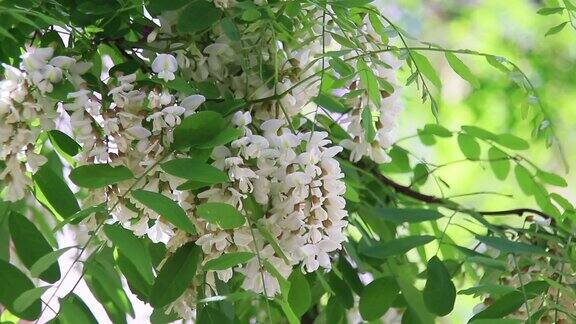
(375, 0), (575, 321)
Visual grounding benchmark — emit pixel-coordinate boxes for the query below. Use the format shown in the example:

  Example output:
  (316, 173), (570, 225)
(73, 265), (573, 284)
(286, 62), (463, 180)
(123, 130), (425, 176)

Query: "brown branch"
(374, 172), (443, 203)
(373, 171), (552, 220)
(475, 208), (551, 219)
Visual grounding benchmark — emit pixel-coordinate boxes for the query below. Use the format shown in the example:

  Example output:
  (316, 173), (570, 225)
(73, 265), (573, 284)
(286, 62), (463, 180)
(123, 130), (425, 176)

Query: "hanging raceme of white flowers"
(3, 0), (576, 323)
(0, 0), (404, 319)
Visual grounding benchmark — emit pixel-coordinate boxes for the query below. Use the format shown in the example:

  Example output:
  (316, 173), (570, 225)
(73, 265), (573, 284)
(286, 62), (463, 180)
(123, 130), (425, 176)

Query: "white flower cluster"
(2, 2), (403, 316)
(158, 1), (403, 164)
(72, 57), (206, 243)
(339, 59), (403, 163)
(0, 47), (90, 201)
(192, 111), (347, 297)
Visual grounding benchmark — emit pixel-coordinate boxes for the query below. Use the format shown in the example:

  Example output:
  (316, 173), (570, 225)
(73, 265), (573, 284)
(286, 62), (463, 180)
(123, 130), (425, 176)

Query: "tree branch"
(372, 169), (552, 219)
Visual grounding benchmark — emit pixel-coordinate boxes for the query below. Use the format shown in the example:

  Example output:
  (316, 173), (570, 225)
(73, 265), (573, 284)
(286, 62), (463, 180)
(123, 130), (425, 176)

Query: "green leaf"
(536, 169), (568, 187)
(461, 125), (496, 140)
(412, 163), (429, 185)
(163, 76), (194, 95)
(329, 57), (354, 76)
(325, 296), (346, 324)
(150, 242), (202, 308)
(334, 0), (375, 7)
(514, 164), (534, 195)
(8, 11), (40, 29)
(117, 251), (151, 302)
(470, 291), (525, 320)
(0, 259), (40, 320)
(30, 247), (75, 279)
(362, 106), (376, 142)
(56, 293), (98, 324)
(313, 93), (348, 113)
(545, 21), (568, 36)
(476, 236), (547, 255)
(161, 158), (229, 185)
(0, 25), (18, 43)
(363, 207), (443, 224)
(85, 257), (134, 318)
(485, 55), (509, 73)
(0, 203), (9, 261)
(368, 12), (389, 43)
(196, 202), (245, 229)
(421, 124), (452, 137)
(393, 267), (435, 324)
(411, 51), (441, 88)
(172, 111), (225, 150)
(458, 284), (516, 297)
(9, 212), (61, 283)
(359, 277), (399, 321)
(177, 1), (222, 33)
(360, 235), (435, 259)
(48, 81), (75, 101)
(53, 204), (107, 232)
(33, 165), (80, 219)
(357, 59), (381, 106)
(337, 257), (363, 295)
(203, 252), (255, 271)
(241, 8), (261, 22)
(132, 189), (195, 234)
(147, 0), (189, 14)
(287, 270), (311, 318)
(457, 133), (481, 160)
(537, 7), (564, 15)
(494, 134), (529, 150)
(423, 256), (456, 316)
(445, 52), (480, 88)
(488, 147), (510, 180)
(196, 127), (243, 149)
(103, 225), (154, 284)
(70, 164), (134, 188)
(14, 286), (50, 313)
(327, 271), (354, 309)
(221, 17), (241, 41)
(48, 130), (81, 158)
(331, 32), (357, 48)
(467, 256), (508, 271)
(196, 305), (231, 324)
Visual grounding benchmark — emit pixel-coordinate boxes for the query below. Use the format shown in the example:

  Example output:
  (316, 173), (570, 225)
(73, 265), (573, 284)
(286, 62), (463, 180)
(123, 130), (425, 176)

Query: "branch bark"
(373, 170), (552, 219)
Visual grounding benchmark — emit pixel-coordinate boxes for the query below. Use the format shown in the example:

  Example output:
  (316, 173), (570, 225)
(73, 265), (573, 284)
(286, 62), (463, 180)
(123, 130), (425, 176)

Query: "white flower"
(146, 111), (167, 133)
(238, 245), (292, 297)
(21, 47), (53, 72)
(49, 56), (76, 69)
(162, 105), (186, 127)
(0, 157), (30, 202)
(148, 90), (172, 108)
(196, 231), (231, 254)
(152, 54), (178, 81)
(125, 125), (152, 139)
(232, 111), (252, 127)
(26, 151), (48, 172)
(44, 65), (62, 83)
(130, 217), (149, 237)
(180, 95), (205, 116)
(147, 220), (174, 244)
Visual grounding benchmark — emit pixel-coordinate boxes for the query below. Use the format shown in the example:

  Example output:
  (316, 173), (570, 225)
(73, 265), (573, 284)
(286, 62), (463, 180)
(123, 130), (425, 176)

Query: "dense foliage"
(0, 0), (574, 323)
